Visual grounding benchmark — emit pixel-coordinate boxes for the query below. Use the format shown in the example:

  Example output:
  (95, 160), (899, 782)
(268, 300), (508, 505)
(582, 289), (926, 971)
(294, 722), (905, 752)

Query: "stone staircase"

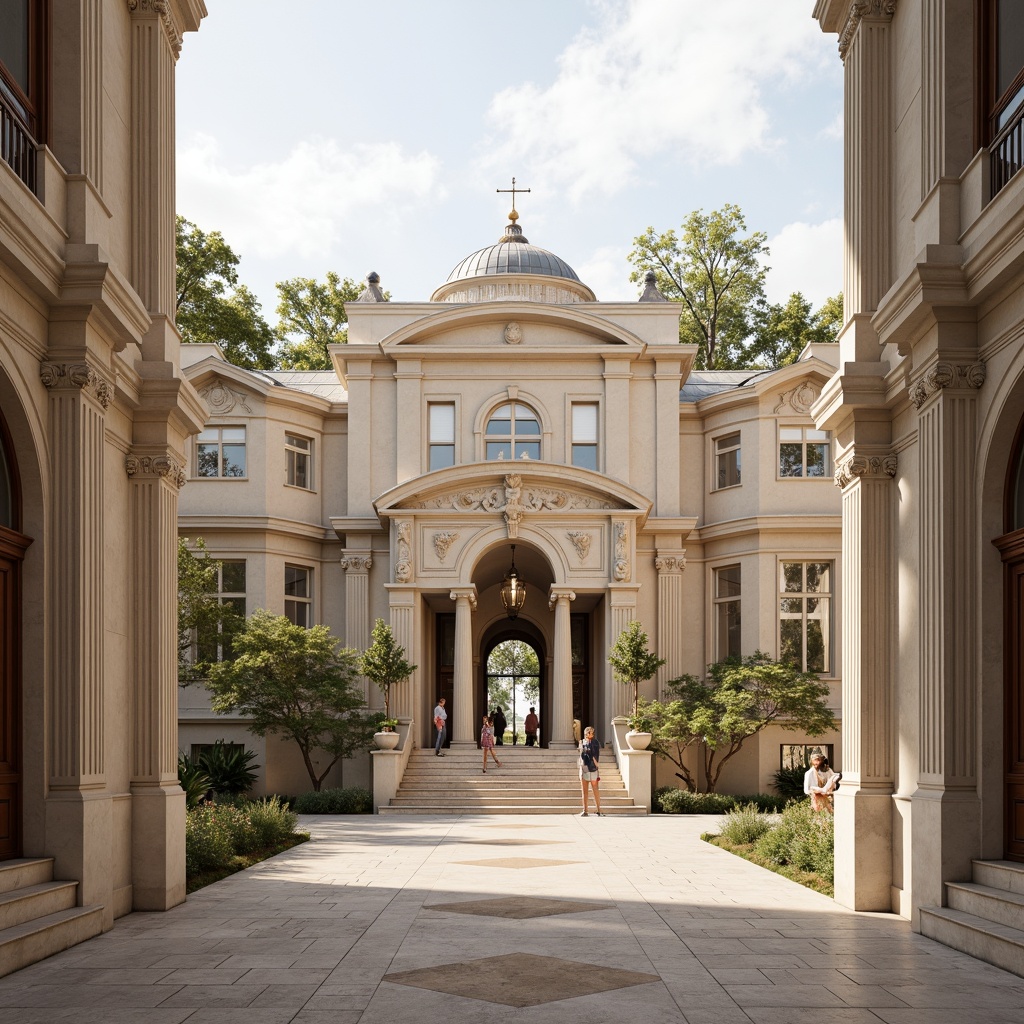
(920, 860), (1024, 978)
(379, 745), (646, 815)
(0, 858), (103, 978)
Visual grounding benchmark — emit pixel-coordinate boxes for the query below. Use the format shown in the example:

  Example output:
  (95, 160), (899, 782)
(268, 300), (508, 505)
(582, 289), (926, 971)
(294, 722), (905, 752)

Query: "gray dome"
(445, 241), (581, 283)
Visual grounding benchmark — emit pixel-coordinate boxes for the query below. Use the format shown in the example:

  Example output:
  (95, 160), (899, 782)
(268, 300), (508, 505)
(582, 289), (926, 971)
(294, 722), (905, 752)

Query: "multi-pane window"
(485, 402), (541, 461)
(285, 565), (312, 627)
(0, 0), (46, 191)
(779, 427), (831, 478)
(285, 434), (313, 489)
(196, 426), (246, 478)
(571, 403), (599, 470)
(981, 1), (1024, 193)
(715, 432), (741, 489)
(780, 743), (833, 771)
(779, 561), (832, 673)
(429, 403), (456, 470)
(713, 565), (741, 661)
(197, 560), (246, 664)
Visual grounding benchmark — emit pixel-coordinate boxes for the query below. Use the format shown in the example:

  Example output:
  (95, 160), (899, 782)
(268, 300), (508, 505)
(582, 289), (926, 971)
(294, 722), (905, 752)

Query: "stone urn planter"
(373, 730), (400, 751)
(625, 730), (652, 751)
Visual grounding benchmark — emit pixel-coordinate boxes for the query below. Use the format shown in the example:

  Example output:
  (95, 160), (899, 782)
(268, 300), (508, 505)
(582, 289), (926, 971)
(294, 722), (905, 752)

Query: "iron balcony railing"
(0, 89), (36, 195)
(991, 102), (1024, 199)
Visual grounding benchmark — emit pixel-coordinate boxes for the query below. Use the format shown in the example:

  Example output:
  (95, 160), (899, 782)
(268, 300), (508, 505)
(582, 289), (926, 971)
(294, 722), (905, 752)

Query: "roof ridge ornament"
(638, 269), (669, 303)
(356, 271), (388, 302)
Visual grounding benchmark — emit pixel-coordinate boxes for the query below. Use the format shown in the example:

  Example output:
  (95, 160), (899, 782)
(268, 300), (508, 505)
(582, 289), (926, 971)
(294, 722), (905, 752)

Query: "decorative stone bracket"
(40, 362), (112, 409)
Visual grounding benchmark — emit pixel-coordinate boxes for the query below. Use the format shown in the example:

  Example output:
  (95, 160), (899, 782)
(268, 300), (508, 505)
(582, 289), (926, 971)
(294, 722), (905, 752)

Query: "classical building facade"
(813, 0), (1024, 937)
(178, 213), (843, 799)
(0, 0), (206, 941)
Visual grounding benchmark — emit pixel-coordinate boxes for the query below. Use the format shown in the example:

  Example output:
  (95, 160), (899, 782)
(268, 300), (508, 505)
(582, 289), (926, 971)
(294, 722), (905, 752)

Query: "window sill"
(284, 483), (317, 493)
(189, 476), (249, 482)
(712, 483), (742, 492)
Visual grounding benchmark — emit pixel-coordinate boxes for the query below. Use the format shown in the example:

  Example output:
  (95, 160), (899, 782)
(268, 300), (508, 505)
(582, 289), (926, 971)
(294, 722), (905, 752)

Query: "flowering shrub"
(185, 806), (234, 874)
(754, 799), (834, 881)
(719, 803), (776, 845)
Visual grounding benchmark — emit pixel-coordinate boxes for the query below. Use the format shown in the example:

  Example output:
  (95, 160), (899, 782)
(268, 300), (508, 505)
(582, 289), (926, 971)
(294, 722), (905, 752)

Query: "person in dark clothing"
(491, 706), (507, 745)
(524, 707), (539, 746)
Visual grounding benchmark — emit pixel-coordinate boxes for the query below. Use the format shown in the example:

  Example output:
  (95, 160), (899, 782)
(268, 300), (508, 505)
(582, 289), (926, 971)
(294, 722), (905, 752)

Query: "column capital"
(655, 550), (686, 574)
(834, 449), (898, 489)
(125, 448), (187, 490)
(908, 360), (986, 410)
(340, 553), (372, 573)
(450, 587), (478, 611)
(40, 361), (112, 409)
(839, 0), (897, 62)
(548, 587), (576, 610)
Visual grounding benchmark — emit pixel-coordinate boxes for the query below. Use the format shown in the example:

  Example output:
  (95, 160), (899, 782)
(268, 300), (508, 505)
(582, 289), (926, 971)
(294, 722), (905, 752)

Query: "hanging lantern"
(500, 544), (527, 619)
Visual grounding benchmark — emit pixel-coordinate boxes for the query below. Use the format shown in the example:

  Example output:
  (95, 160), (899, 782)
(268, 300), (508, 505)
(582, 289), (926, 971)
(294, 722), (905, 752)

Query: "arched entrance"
(481, 626), (546, 747)
(996, 412), (1024, 862)
(0, 408), (29, 861)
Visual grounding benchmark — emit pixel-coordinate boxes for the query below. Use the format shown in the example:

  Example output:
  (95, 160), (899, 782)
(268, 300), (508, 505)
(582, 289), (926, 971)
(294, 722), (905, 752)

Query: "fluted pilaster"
(388, 596), (417, 720)
(340, 552), (372, 699)
(655, 551), (685, 693)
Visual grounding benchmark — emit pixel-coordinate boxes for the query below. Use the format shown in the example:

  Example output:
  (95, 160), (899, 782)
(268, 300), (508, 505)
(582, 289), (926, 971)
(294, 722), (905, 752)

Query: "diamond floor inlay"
(384, 951), (659, 1007)
(452, 856), (583, 869)
(449, 838), (566, 846)
(424, 896), (613, 919)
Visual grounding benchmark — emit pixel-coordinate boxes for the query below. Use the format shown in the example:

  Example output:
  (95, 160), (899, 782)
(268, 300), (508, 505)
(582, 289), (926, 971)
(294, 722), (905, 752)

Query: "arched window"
(485, 402), (541, 461)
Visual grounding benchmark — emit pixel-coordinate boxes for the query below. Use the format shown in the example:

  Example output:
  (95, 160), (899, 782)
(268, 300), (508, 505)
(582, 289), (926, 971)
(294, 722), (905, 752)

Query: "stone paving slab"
(2, 813), (1024, 1022)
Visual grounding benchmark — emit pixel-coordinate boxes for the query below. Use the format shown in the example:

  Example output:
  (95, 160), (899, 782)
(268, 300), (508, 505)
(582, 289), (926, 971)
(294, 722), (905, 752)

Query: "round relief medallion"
(503, 322), (523, 345)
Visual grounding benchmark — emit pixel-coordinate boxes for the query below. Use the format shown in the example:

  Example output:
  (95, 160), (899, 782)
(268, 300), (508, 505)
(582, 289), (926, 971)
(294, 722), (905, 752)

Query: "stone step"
(0, 905), (104, 980)
(389, 794), (636, 806)
(945, 881), (1024, 931)
(0, 859), (55, 895)
(0, 880), (79, 931)
(971, 859), (1024, 897)
(379, 804), (647, 816)
(920, 905), (1024, 980)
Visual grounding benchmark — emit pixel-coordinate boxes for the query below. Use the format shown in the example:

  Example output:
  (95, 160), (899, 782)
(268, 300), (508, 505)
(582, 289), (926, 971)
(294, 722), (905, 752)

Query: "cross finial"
(496, 176), (531, 217)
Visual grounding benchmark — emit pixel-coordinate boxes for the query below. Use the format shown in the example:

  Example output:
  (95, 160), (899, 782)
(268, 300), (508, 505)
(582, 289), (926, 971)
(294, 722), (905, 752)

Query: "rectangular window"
(981, 1), (1024, 194)
(779, 561), (832, 673)
(0, 0), (45, 192)
(196, 560), (246, 664)
(429, 403), (455, 470)
(196, 426), (247, 478)
(285, 565), (312, 627)
(779, 427), (832, 478)
(571, 403), (599, 470)
(714, 432), (741, 489)
(285, 433), (313, 489)
(780, 743), (833, 771)
(713, 565), (741, 661)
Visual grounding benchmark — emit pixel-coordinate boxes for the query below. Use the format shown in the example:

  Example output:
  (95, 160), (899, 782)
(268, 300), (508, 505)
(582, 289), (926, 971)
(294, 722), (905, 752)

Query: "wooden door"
(997, 529), (1024, 861)
(0, 528), (28, 861)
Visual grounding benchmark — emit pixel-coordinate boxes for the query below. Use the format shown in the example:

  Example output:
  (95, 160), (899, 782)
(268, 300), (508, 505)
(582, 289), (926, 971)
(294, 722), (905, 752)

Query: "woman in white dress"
(803, 752), (841, 812)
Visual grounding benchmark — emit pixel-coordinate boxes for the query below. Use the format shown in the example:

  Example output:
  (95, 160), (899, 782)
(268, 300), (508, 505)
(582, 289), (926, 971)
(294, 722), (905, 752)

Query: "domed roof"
(433, 211), (595, 303)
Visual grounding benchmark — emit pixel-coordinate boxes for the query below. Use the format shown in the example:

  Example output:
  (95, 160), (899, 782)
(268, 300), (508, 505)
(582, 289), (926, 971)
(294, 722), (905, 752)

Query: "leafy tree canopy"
(745, 291), (843, 370)
(648, 652), (838, 793)
(608, 620), (665, 720)
(629, 204), (769, 369)
(486, 640), (540, 711)
(175, 216), (277, 369)
(361, 618), (417, 723)
(275, 272), (368, 370)
(205, 611), (378, 791)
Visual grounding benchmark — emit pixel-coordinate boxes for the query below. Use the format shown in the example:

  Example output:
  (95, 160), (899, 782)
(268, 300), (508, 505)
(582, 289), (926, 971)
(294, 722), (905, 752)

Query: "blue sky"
(176, 1), (843, 322)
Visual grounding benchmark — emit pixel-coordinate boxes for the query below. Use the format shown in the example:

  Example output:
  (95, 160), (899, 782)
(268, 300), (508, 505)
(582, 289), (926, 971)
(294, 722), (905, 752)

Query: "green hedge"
(654, 787), (789, 814)
(293, 786), (373, 814)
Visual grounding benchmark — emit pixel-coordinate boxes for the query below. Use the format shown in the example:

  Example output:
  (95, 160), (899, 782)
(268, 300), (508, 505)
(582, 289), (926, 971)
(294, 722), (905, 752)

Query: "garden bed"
(186, 832), (310, 894)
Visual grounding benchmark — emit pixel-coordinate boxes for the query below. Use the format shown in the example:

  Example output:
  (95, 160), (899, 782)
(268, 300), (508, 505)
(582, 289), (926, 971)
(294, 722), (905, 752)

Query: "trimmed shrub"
(754, 799), (834, 882)
(185, 805), (234, 874)
(719, 803), (775, 845)
(245, 796), (299, 848)
(655, 789), (789, 815)
(293, 786), (373, 814)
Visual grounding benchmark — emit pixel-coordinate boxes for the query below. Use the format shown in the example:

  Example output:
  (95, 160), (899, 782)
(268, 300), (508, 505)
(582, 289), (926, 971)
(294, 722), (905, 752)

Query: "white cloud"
(479, 0), (831, 203)
(177, 134), (443, 262)
(575, 245), (636, 301)
(765, 218), (843, 308)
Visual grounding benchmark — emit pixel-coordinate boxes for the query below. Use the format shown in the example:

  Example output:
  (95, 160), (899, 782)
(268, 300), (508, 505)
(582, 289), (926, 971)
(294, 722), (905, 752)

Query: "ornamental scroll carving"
(339, 555), (372, 573)
(127, 0), (181, 55)
(125, 452), (187, 489)
(433, 531), (459, 563)
(394, 520), (413, 582)
(566, 530), (592, 561)
(834, 453), (898, 489)
(409, 479), (615, 516)
(773, 381), (820, 415)
(839, 0), (898, 60)
(40, 362), (112, 409)
(613, 521), (630, 582)
(199, 383), (252, 415)
(908, 361), (986, 410)
(655, 553), (686, 573)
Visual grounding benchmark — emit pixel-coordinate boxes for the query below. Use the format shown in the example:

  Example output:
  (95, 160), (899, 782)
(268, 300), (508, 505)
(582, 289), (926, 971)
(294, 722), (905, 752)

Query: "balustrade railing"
(0, 90), (37, 194)
(991, 103), (1024, 199)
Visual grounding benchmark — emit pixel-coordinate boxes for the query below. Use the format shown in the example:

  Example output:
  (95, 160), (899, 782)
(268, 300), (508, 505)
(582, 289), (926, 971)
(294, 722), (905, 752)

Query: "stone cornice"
(40, 361), (113, 409)
(834, 450), (898, 489)
(908, 361), (986, 409)
(839, 1), (898, 61)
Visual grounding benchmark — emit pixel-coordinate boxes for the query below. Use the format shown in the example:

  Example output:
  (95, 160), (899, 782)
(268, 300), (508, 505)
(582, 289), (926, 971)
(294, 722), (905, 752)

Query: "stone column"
(126, 446), (187, 911)
(549, 588), (576, 747)
(655, 551), (685, 693)
(909, 359), (986, 919)
(40, 361), (113, 921)
(833, 445), (898, 911)
(449, 588), (477, 746)
(340, 551), (372, 700)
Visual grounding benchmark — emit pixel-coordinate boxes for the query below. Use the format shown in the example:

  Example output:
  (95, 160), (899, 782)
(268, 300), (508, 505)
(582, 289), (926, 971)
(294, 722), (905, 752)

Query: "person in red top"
(524, 707), (539, 746)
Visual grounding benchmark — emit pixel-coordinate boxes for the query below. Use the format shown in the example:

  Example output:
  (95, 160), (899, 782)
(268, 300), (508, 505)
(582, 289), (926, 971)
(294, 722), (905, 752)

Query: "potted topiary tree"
(608, 620), (665, 750)
(361, 618), (417, 750)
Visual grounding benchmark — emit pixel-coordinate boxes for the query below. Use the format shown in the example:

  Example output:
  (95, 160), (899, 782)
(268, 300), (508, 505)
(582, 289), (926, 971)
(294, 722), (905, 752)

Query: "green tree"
(361, 618), (417, 724)
(177, 537), (242, 685)
(274, 272), (365, 369)
(745, 291), (842, 370)
(608, 620), (665, 721)
(629, 204), (769, 369)
(205, 611), (378, 791)
(175, 216), (277, 369)
(486, 640), (540, 712)
(651, 652), (838, 793)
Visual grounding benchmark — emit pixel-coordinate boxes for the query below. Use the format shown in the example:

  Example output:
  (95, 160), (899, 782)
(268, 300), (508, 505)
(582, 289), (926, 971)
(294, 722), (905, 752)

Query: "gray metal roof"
(265, 371), (347, 403)
(445, 241), (581, 283)
(679, 370), (774, 403)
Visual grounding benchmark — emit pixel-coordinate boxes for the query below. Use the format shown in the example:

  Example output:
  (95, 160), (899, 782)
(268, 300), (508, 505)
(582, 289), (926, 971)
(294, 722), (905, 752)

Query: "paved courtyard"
(2, 814), (1023, 1023)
